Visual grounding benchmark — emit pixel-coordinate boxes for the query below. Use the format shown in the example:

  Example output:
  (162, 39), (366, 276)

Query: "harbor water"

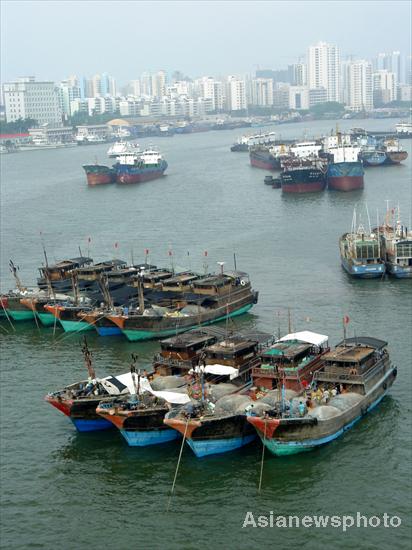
(1, 119), (411, 549)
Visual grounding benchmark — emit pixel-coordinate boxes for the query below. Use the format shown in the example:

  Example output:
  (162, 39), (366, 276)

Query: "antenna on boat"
(187, 250), (191, 271)
(287, 308), (292, 334)
(168, 246), (174, 274)
(277, 310), (281, 341)
(365, 203), (372, 234)
(233, 252), (237, 271)
(81, 337), (96, 380)
(144, 248), (150, 269)
(9, 260), (24, 292)
(203, 251), (208, 275)
(78, 245), (83, 258)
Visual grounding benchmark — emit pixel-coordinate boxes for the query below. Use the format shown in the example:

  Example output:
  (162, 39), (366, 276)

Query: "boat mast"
(81, 337), (96, 380)
(9, 260), (24, 292)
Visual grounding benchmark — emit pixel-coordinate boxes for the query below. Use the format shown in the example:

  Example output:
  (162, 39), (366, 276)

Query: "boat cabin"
(140, 269), (173, 289)
(76, 259), (127, 280)
(252, 331), (328, 392)
(38, 256), (93, 284)
(153, 329), (223, 375)
(160, 271), (200, 292)
(313, 337), (389, 394)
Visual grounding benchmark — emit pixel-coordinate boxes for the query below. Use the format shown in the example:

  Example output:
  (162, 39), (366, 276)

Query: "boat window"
(396, 243), (412, 258)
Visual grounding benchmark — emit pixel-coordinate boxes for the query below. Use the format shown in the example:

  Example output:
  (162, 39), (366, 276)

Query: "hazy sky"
(1, 0), (411, 83)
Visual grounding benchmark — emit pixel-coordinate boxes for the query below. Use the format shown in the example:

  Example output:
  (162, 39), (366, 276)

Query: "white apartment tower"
(373, 70), (396, 104)
(347, 60), (373, 111)
(151, 71), (166, 99)
(227, 76), (247, 111)
(251, 78), (274, 106)
(3, 77), (62, 125)
(308, 41), (340, 102)
(200, 77), (224, 111)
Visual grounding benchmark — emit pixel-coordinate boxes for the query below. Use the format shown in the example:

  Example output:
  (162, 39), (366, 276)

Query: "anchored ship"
(323, 134), (364, 192)
(247, 337), (396, 456)
(83, 164), (116, 185)
(114, 149), (167, 184)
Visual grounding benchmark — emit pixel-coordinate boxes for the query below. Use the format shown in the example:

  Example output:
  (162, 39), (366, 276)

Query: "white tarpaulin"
(279, 331), (328, 347)
(204, 364), (239, 380)
(100, 373), (190, 404)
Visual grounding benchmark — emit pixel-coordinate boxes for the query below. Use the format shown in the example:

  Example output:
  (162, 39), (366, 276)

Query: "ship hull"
(115, 160), (168, 184)
(59, 319), (95, 333)
(250, 153), (280, 171)
(248, 367), (396, 456)
(46, 396), (114, 432)
(83, 165), (115, 186)
(386, 263), (412, 278)
(360, 152), (386, 166)
(327, 161), (364, 191)
(341, 258), (385, 278)
(187, 434), (256, 457)
(120, 428), (180, 446)
(281, 167), (326, 193)
(119, 302), (254, 342)
(37, 312), (57, 326)
(6, 309), (35, 321)
(384, 151), (408, 165)
(72, 418), (113, 432)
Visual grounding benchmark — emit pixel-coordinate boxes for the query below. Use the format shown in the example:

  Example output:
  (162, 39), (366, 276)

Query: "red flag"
(343, 315), (350, 325)
(145, 248), (149, 255)
(88, 237), (91, 243)
(204, 251), (208, 257)
(168, 250), (172, 256)
(114, 242), (118, 249)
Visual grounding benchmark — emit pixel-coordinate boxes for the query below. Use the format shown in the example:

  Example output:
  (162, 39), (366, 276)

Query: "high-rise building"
(346, 60), (373, 111)
(288, 63), (307, 86)
(308, 41), (340, 102)
(227, 76), (247, 111)
(199, 77), (224, 111)
(151, 71), (166, 99)
(140, 72), (152, 96)
(373, 70), (396, 105)
(3, 77), (62, 125)
(59, 77), (82, 117)
(250, 78), (274, 106)
(374, 51), (402, 84)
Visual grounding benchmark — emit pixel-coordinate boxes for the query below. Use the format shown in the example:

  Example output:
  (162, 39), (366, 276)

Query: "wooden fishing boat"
(247, 337), (396, 456)
(45, 341), (138, 432)
(106, 271), (258, 341)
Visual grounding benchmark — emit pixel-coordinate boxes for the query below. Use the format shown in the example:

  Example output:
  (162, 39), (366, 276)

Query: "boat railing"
(313, 370), (364, 384)
(153, 355), (194, 369)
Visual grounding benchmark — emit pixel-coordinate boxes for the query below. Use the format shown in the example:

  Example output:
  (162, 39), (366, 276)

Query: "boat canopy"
(279, 331), (328, 347)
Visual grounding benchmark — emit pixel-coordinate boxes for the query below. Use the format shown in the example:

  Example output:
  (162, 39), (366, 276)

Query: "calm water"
(1, 119), (411, 549)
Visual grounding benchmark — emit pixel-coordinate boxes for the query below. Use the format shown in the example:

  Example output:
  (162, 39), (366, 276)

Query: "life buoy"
(240, 280), (246, 286)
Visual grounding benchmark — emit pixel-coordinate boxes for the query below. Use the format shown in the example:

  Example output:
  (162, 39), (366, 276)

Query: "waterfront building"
(373, 70), (396, 105)
(28, 126), (74, 144)
(199, 77), (224, 111)
(308, 41), (340, 102)
(3, 77), (62, 126)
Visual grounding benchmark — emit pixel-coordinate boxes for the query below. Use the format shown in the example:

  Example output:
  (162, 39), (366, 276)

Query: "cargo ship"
(114, 149), (167, 184)
(83, 164), (116, 185)
(323, 134), (364, 191)
(381, 139), (408, 165)
(249, 146), (280, 170)
(280, 158), (327, 193)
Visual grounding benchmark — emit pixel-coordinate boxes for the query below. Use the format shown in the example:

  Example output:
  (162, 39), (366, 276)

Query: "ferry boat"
(83, 164), (116, 185)
(323, 134), (364, 192)
(247, 337), (396, 456)
(339, 212), (385, 278)
(105, 270), (258, 341)
(395, 121), (412, 137)
(107, 141), (140, 158)
(114, 148), (167, 184)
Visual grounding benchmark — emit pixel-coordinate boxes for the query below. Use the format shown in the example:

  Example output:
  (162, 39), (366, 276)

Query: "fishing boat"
(37, 256), (93, 293)
(45, 341), (138, 432)
(83, 164), (116, 186)
(114, 148), (168, 184)
(163, 333), (275, 457)
(105, 269), (258, 341)
(247, 337), (396, 456)
(380, 207), (412, 278)
(339, 210), (385, 278)
(96, 375), (191, 446)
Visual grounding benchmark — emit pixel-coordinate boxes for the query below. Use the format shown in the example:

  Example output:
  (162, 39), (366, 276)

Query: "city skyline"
(1, 0), (411, 84)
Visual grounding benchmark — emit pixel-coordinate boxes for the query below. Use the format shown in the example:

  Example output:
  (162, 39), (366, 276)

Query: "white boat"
(107, 141), (141, 158)
(395, 122), (412, 136)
